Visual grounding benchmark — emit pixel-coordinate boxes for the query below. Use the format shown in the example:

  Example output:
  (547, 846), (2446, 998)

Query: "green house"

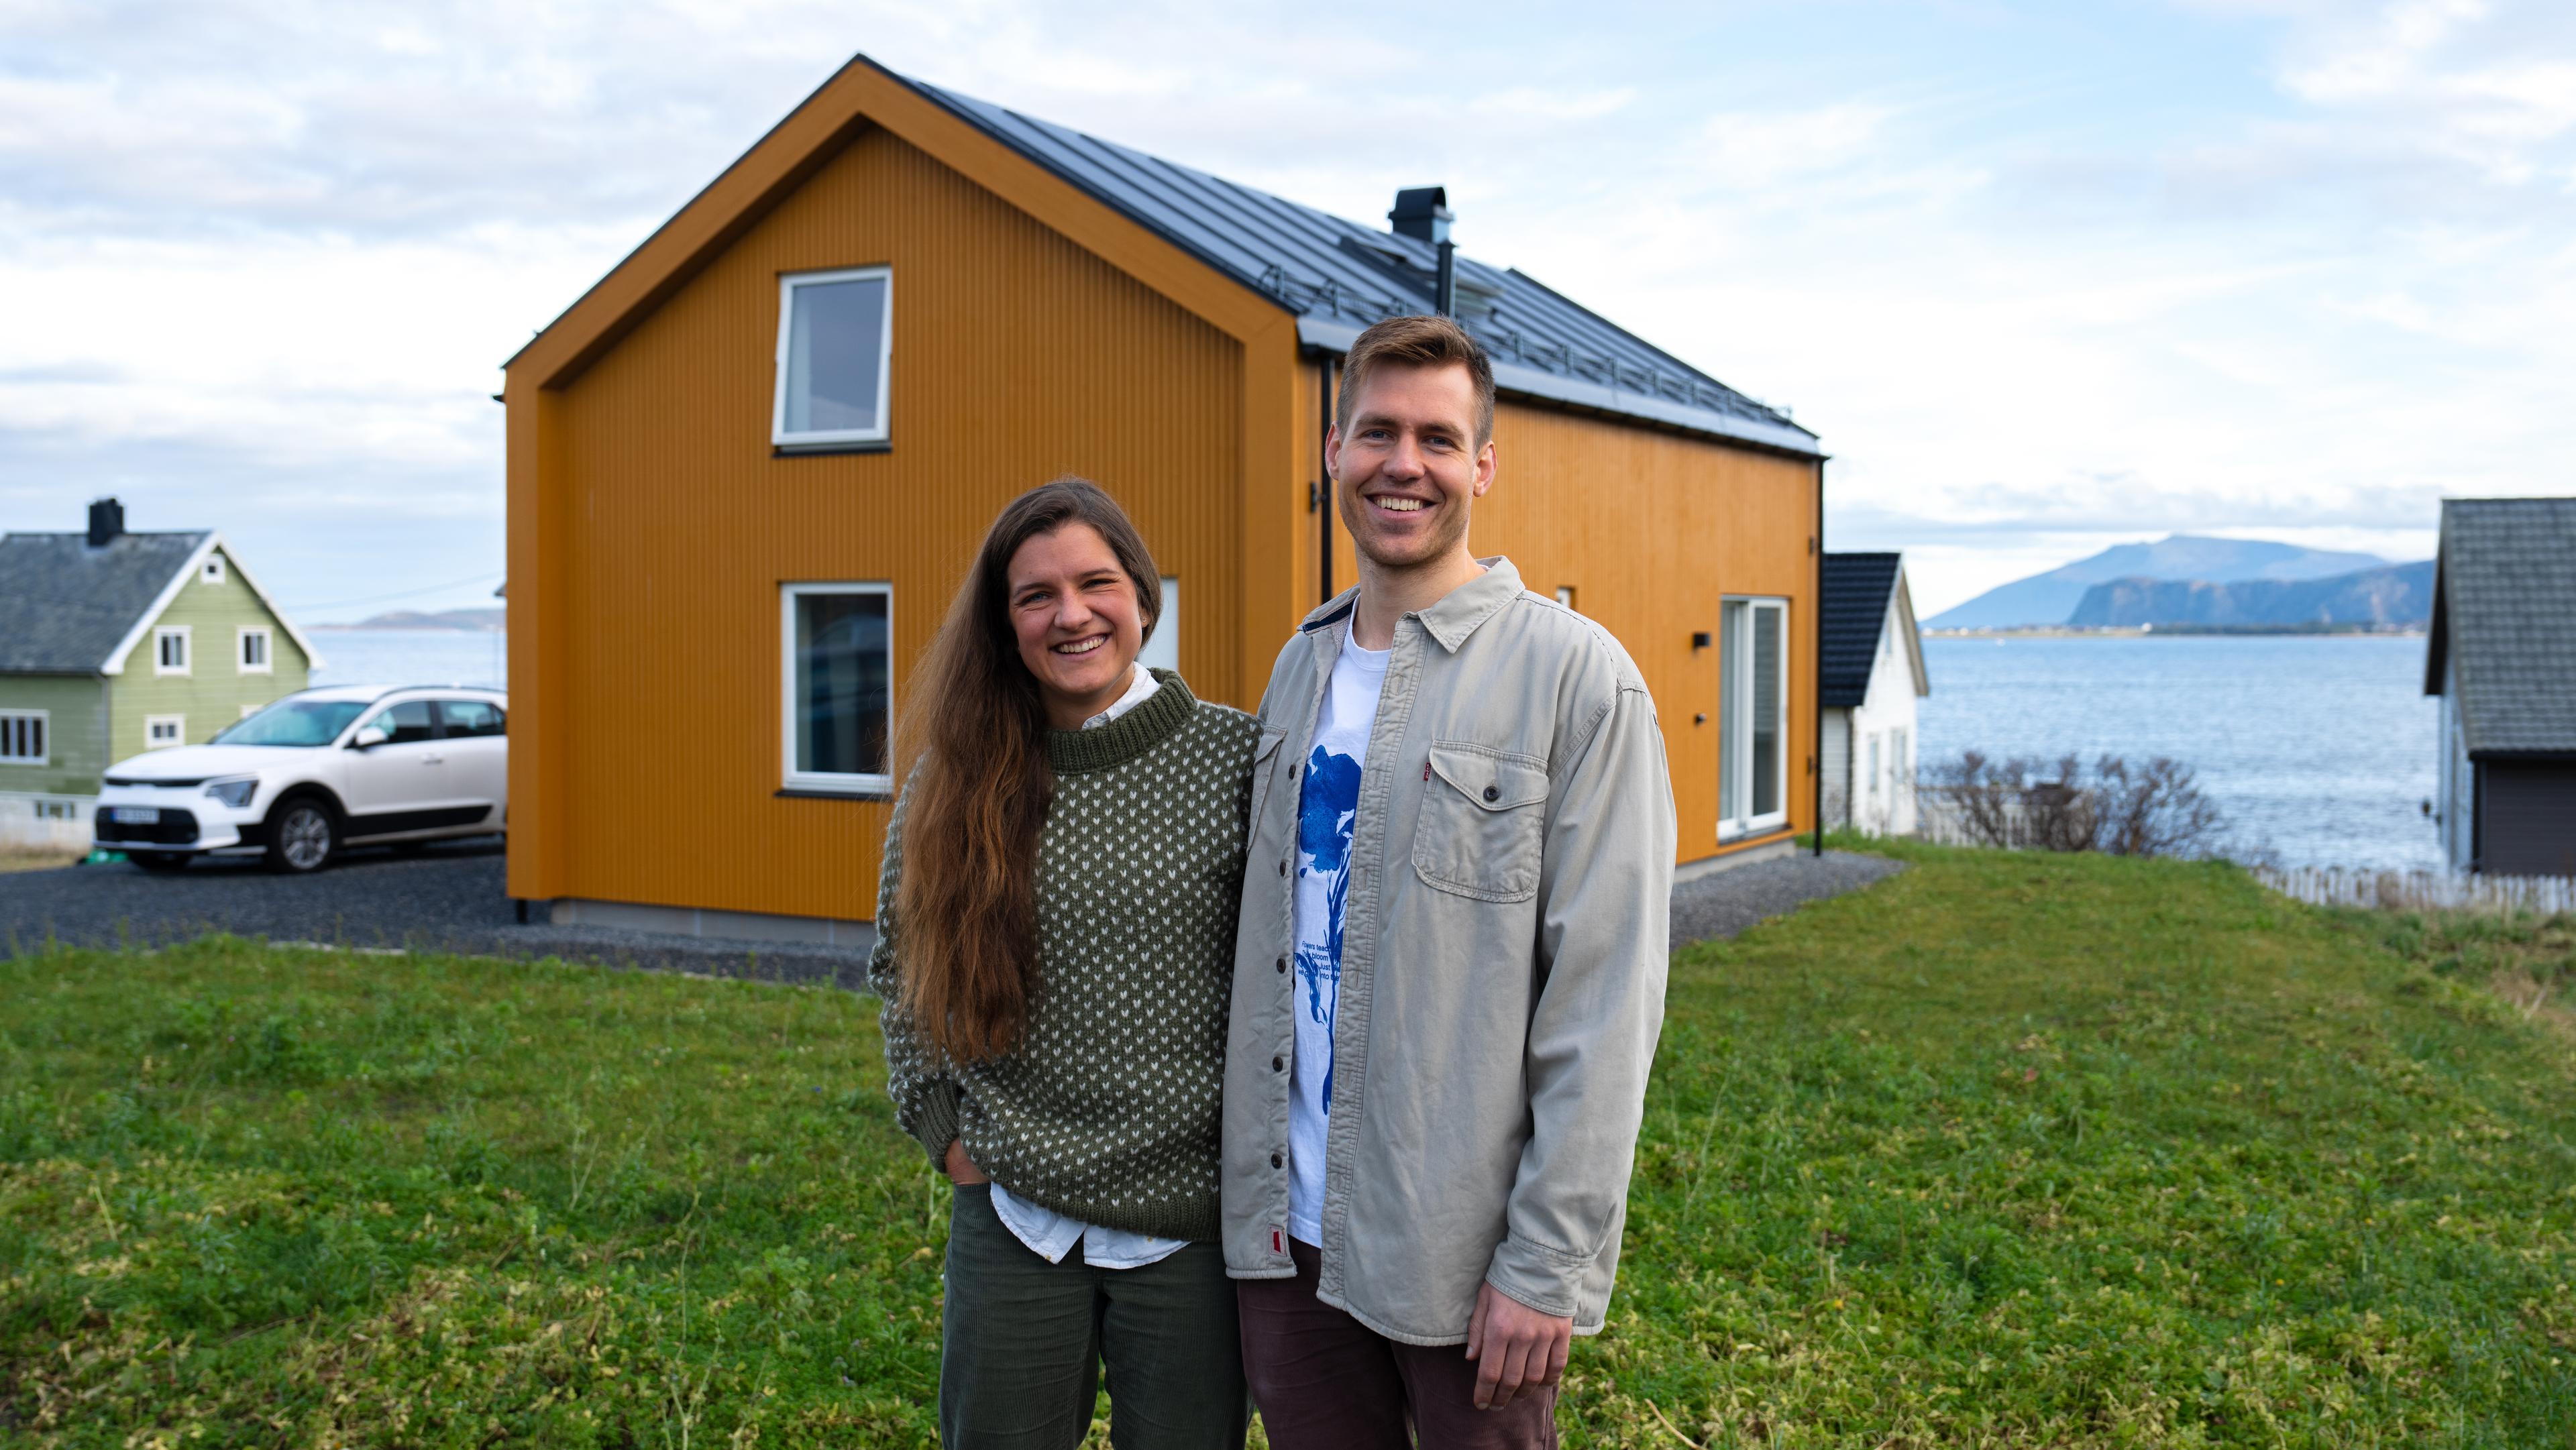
(0, 500), (322, 836)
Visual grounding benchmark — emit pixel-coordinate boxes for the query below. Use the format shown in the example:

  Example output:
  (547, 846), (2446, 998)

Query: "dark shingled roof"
(1820, 553), (1903, 708)
(2424, 497), (2576, 756)
(0, 531), (209, 675)
(904, 74), (1821, 457)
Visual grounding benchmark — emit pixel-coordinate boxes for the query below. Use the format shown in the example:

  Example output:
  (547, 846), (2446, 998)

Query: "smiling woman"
(861, 477), (1260, 1444)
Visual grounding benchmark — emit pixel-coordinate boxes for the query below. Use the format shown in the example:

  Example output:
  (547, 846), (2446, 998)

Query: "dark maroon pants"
(1236, 1241), (1558, 1450)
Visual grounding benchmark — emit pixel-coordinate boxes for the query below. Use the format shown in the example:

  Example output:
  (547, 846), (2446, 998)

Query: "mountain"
(320, 607), (507, 632)
(2065, 560), (2434, 629)
(1923, 535), (2390, 630)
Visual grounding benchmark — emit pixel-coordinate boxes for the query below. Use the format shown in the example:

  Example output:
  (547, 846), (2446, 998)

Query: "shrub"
(1927, 750), (2225, 858)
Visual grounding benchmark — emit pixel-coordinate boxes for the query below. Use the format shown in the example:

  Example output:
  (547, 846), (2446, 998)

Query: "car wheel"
(266, 797), (340, 874)
(129, 851), (191, 872)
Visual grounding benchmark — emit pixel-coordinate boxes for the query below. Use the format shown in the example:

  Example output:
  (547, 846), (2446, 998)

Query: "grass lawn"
(4, 842), (2574, 1446)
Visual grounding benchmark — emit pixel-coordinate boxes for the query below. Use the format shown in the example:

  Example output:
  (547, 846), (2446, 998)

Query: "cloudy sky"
(3, 0), (2569, 619)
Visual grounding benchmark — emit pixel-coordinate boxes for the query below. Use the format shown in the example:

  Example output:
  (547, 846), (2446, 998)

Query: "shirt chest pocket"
(1412, 742), (1551, 902)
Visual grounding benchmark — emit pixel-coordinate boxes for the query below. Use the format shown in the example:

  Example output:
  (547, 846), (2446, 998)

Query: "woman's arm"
(869, 792), (967, 1171)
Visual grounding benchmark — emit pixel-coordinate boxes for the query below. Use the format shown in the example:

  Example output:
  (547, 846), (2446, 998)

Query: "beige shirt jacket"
(1222, 557), (1677, 1345)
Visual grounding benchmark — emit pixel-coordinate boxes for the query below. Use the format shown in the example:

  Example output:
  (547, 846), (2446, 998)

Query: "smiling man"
(1224, 315), (1677, 1447)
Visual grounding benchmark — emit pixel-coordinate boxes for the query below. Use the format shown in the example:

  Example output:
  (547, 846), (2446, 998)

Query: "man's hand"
(1462, 1282), (1572, 1410)
(943, 1139), (989, 1186)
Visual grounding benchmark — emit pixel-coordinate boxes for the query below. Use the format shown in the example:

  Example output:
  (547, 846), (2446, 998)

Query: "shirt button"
(1273, 1056), (1284, 1072)
(1483, 784), (1500, 801)
(1278, 859), (1287, 876)
(1271, 1152), (1284, 1169)
(1276, 956), (1287, 974)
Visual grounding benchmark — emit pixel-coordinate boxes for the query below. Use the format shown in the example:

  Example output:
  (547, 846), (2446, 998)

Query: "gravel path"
(0, 841), (874, 989)
(1669, 848), (1908, 948)
(3, 840), (1904, 987)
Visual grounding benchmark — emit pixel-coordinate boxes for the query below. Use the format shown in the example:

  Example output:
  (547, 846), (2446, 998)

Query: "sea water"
(1918, 634), (2440, 871)
(308, 629), (508, 691)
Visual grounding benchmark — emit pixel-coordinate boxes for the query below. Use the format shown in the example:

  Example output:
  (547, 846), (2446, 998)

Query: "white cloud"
(1, 0), (2571, 616)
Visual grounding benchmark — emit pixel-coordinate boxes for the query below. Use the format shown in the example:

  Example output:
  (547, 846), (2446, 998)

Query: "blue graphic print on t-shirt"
(1295, 745), (1363, 1106)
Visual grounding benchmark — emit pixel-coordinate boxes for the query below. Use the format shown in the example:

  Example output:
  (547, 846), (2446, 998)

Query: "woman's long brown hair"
(891, 478), (1164, 1063)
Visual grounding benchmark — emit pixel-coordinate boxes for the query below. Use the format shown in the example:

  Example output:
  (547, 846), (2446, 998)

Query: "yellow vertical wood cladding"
(1459, 402), (1818, 861)
(541, 127), (1242, 921)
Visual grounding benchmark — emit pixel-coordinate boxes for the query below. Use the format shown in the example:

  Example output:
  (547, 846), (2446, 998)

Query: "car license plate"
(109, 807), (159, 825)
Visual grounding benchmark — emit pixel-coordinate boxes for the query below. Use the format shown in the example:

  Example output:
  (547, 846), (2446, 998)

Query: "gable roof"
(1820, 552), (1927, 708)
(0, 530), (325, 676)
(2424, 496), (2576, 756)
(507, 55), (1819, 457)
(908, 77), (1819, 457)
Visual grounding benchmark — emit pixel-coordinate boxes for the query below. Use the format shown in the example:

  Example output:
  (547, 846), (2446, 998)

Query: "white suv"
(94, 684), (508, 873)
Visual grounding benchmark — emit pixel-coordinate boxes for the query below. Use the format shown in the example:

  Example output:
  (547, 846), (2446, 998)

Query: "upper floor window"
(201, 555), (226, 585)
(238, 626), (272, 674)
(773, 266), (891, 449)
(154, 625), (191, 676)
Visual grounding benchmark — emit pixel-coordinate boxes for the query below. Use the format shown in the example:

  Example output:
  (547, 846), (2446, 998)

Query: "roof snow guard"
(906, 77), (1821, 457)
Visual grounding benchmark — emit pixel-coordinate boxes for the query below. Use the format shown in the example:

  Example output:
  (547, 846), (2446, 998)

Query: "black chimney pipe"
(1388, 187), (1456, 317)
(87, 498), (123, 548)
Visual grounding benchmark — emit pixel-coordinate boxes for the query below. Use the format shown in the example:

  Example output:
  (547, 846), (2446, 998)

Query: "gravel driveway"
(3, 840), (1902, 988)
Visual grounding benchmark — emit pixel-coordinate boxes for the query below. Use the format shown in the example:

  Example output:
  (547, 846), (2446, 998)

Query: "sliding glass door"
(1718, 598), (1789, 840)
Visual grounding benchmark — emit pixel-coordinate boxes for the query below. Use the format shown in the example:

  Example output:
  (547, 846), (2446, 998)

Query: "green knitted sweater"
(869, 671), (1258, 1243)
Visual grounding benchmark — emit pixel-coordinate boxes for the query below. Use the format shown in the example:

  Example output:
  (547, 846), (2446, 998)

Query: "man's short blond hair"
(1336, 314), (1497, 449)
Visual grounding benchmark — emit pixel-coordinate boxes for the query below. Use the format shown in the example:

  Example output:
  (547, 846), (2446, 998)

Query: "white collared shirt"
(987, 664), (1188, 1269)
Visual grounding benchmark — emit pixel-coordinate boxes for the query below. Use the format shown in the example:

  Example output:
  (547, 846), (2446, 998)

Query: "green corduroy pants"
(940, 1184), (1248, 1449)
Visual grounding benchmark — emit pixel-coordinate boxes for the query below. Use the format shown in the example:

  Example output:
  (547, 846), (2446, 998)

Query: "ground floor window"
(782, 583), (892, 794)
(146, 714), (185, 748)
(1137, 575), (1181, 675)
(1718, 597), (1789, 839)
(0, 711), (45, 764)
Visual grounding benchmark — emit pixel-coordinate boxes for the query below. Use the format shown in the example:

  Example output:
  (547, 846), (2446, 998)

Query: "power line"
(285, 571), (505, 614)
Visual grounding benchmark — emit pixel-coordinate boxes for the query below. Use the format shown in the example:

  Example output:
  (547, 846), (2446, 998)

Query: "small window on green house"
(154, 626), (191, 675)
(238, 626), (272, 674)
(201, 555), (226, 585)
(0, 711), (45, 765)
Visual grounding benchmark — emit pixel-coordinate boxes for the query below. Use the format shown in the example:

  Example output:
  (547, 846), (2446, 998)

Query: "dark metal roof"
(904, 74), (1821, 457)
(1820, 552), (1904, 708)
(0, 530), (209, 674)
(2424, 497), (2576, 755)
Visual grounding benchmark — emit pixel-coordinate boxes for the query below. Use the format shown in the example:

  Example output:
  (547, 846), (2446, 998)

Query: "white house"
(1820, 553), (1930, 836)
(2424, 497), (2576, 876)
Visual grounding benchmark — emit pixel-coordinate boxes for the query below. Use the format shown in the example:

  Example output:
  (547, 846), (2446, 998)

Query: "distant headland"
(1922, 535), (2432, 634)
(313, 607), (506, 632)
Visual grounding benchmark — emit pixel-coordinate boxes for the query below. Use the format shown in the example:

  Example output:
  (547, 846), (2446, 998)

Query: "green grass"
(5, 844), (2575, 1445)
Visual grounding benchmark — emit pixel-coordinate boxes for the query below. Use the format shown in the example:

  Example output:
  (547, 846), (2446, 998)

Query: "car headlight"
(203, 777), (260, 809)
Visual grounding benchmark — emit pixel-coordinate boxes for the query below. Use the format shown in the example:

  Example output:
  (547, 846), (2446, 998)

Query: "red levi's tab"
(1272, 1229), (1284, 1254)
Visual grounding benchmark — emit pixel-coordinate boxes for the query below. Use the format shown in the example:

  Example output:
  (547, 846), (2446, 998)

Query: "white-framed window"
(154, 625), (191, 675)
(1868, 734), (1882, 799)
(1136, 575), (1181, 675)
(241, 702), (262, 720)
(1718, 597), (1790, 840)
(0, 710), (46, 765)
(201, 555), (226, 585)
(1555, 585), (1578, 610)
(237, 625), (272, 674)
(771, 266), (892, 449)
(146, 714), (185, 749)
(782, 582), (892, 794)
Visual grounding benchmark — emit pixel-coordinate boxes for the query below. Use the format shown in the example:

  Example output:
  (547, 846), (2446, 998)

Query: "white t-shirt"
(985, 665), (1189, 1270)
(1287, 629), (1391, 1245)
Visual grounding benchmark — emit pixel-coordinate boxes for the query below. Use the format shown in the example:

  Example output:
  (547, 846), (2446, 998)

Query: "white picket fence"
(2255, 865), (2576, 915)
